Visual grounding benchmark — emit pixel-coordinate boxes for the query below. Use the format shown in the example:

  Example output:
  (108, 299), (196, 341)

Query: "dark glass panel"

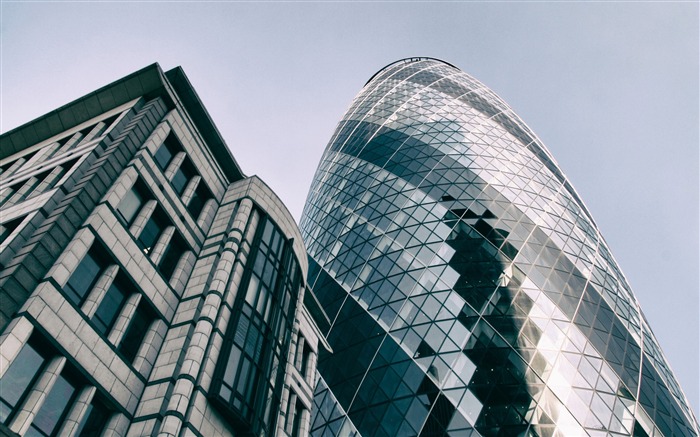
(64, 246), (109, 306)
(158, 233), (188, 281)
(187, 181), (212, 219)
(153, 134), (180, 171)
(116, 182), (147, 225)
(28, 371), (77, 436)
(0, 339), (47, 423)
(137, 207), (168, 254)
(74, 397), (109, 437)
(171, 159), (196, 196)
(117, 301), (154, 363)
(91, 274), (129, 335)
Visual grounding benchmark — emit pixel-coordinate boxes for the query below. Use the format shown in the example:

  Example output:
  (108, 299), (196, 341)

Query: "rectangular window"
(290, 400), (304, 437)
(170, 158), (196, 196)
(153, 134), (181, 171)
(64, 245), (109, 306)
(74, 397), (110, 437)
(137, 207), (168, 254)
(297, 337), (312, 378)
(28, 369), (78, 436)
(0, 336), (49, 424)
(91, 274), (130, 336)
(116, 180), (150, 226)
(158, 233), (188, 281)
(117, 301), (155, 363)
(186, 181), (212, 219)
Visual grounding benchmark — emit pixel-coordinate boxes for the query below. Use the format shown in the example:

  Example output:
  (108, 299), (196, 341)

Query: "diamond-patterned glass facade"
(300, 58), (699, 437)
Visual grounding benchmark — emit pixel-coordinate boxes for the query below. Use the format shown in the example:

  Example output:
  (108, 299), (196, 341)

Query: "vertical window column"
(8, 356), (67, 436)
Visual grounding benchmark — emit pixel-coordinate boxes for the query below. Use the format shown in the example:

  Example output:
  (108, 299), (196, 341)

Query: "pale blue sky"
(2, 1), (698, 416)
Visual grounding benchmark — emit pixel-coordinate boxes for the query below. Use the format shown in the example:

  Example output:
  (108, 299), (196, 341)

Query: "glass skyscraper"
(301, 58), (699, 436)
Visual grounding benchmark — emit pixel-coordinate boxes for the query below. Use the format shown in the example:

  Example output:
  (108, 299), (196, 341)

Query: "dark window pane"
(116, 182), (148, 226)
(137, 208), (168, 254)
(118, 302), (153, 363)
(153, 134), (180, 171)
(171, 159), (195, 195)
(65, 248), (108, 306)
(74, 398), (109, 437)
(187, 182), (212, 219)
(91, 275), (129, 335)
(28, 371), (76, 436)
(158, 234), (187, 280)
(0, 340), (47, 423)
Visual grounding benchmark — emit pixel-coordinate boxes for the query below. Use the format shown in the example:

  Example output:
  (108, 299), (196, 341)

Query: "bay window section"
(211, 216), (301, 435)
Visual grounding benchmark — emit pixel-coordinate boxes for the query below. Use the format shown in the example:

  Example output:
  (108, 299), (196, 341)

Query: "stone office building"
(0, 64), (329, 437)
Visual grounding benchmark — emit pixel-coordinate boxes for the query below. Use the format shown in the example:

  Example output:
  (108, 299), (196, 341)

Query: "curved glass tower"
(300, 58), (699, 437)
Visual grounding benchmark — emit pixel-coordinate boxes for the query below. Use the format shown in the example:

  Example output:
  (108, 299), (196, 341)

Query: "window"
(137, 207), (168, 254)
(91, 274), (130, 336)
(117, 300), (155, 363)
(74, 397), (110, 437)
(116, 180), (150, 226)
(153, 134), (181, 171)
(0, 336), (50, 424)
(211, 216), (302, 434)
(170, 158), (196, 195)
(64, 245), (109, 306)
(27, 369), (78, 436)
(297, 337), (312, 378)
(187, 181), (212, 219)
(290, 400), (305, 437)
(158, 233), (188, 281)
